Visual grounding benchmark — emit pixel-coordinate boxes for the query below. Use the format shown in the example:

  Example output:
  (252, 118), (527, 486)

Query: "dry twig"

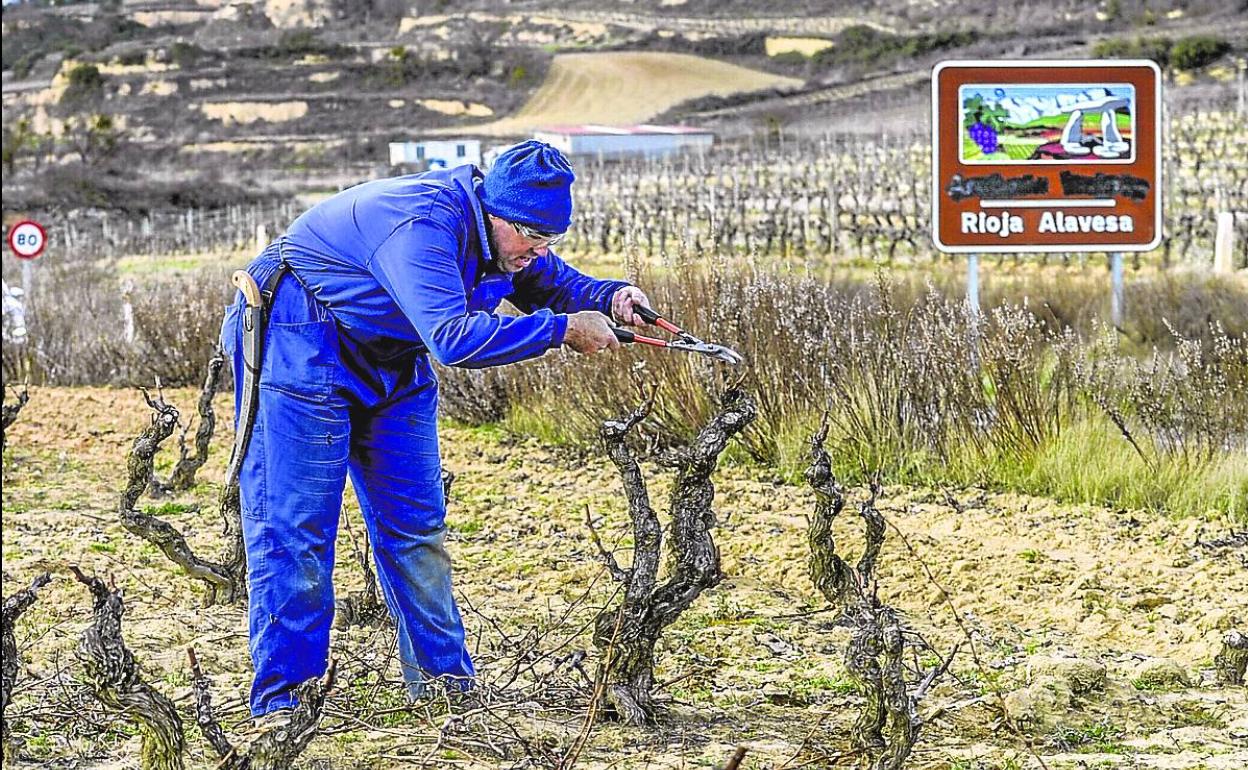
(187, 646), (336, 770)
(151, 351), (225, 494)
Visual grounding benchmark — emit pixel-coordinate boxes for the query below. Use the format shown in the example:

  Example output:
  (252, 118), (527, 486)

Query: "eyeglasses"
(510, 220), (566, 247)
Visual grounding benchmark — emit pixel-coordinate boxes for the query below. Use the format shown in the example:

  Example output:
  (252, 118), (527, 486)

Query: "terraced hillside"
(2, 0), (1245, 208)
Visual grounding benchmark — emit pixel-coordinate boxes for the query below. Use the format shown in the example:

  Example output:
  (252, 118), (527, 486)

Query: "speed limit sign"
(8, 220), (47, 260)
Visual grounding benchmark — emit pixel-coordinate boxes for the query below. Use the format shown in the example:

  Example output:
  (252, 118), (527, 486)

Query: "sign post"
(8, 220), (47, 261)
(1110, 252), (1124, 328)
(7, 220), (47, 340)
(967, 252), (980, 318)
(932, 60), (1163, 326)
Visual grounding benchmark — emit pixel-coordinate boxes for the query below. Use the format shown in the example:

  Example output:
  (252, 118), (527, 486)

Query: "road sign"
(7, 220), (47, 260)
(932, 60), (1162, 253)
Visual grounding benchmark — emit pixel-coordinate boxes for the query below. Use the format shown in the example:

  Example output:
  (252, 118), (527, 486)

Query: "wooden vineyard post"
(1214, 212), (1235, 273)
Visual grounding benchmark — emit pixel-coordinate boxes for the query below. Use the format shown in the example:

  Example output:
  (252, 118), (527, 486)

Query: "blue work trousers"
(221, 249), (475, 716)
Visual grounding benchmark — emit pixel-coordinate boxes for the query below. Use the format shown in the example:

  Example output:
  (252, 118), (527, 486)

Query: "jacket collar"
(451, 164), (496, 269)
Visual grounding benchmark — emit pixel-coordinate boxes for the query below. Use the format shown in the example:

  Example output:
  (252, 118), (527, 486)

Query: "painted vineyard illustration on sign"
(960, 84), (1136, 163)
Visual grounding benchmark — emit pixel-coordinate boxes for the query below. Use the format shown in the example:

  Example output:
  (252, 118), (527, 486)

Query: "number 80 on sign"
(7, 220), (47, 260)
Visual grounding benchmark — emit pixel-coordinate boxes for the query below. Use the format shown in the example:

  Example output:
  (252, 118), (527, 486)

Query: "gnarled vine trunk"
(120, 388), (246, 606)
(592, 388), (756, 725)
(806, 421), (941, 770)
(188, 647), (335, 770)
(72, 568), (185, 770)
(2, 572), (50, 760)
(151, 352), (224, 495)
(1, 380), (30, 452)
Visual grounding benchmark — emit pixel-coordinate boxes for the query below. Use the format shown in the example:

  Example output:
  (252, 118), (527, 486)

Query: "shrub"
(239, 30), (347, 61)
(11, 51), (40, 79)
(1169, 35), (1231, 71)
(1091, 36), (1173, 65)
(2, 263), (233, 388)
(1091, 34), (1230, 70)
(770, 51), (812, 68)
(371, 42), (544, 89)
(812, 26), (977, 70)
(169, 41), (209, 68)
(2, 243), (1242, 518)
(116, 49), (146, 67)
(431, 267), (1247, 518)
(60, 63), (105, 105)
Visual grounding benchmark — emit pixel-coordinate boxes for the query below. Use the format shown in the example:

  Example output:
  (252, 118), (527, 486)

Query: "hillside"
(2, 0), (1245, 210)
(452, 51), (802, 136)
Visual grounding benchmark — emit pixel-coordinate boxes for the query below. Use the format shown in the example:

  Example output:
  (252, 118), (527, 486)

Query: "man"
(221, 140), (649, 717)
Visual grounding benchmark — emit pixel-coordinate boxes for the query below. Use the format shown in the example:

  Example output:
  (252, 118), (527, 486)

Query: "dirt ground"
(2, 386), (1246, 769)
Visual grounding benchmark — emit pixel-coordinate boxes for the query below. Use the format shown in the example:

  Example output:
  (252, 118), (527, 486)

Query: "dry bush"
(1080, 320), (1248, 464)
(435, 366), (512, 425)
(435, 264), (1244, 516)
(439, 267), (1088, 464)
(4, 260), (136, 385)
(2, 263), (233, 387)
(127, 276), (234, 387)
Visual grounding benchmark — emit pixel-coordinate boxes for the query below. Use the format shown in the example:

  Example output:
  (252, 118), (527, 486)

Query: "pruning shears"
(613, 305), (744, 366)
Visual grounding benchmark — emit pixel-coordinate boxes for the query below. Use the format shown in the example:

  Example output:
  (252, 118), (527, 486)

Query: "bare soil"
(2, 386), (1245, 768)
(454, 52), (802, 135)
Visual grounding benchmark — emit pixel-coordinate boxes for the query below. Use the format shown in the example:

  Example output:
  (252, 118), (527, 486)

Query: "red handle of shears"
(613, 328), (668, 348)
(634, 305), (684, 337)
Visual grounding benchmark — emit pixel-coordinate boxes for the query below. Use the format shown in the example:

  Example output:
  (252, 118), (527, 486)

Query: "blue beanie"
(480, 140), (575, 233)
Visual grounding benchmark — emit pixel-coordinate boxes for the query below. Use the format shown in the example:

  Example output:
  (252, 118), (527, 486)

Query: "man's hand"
(564, 311), (621, 354)
(610, 286), (652, 327)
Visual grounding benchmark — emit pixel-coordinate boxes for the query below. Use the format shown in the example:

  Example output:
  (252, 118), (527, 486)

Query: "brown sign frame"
(931, 60), (1162, 253)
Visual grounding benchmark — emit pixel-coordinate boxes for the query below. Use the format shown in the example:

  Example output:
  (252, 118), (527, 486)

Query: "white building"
(388, 140), (482, 169)
(532, 125), (714, 159)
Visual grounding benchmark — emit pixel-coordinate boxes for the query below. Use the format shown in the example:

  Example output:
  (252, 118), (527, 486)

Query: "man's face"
(487, 215), (556, 273)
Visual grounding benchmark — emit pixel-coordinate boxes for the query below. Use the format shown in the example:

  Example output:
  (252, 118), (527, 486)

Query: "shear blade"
(671, 341), (744, 365)
(704, 344), (745, 366)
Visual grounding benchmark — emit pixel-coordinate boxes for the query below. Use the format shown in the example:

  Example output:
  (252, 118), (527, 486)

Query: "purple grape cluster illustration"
(969, 121), (999, 154)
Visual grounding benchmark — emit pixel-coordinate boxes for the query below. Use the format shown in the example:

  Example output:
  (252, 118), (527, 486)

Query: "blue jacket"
(276, 164), (629, 369)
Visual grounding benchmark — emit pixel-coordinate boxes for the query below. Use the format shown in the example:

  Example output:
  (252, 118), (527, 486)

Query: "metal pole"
(966, 252), (980, 318)
(21, 260), (33, 305)
(1110, 251), (1124, 329)
(967, 253), (981, 371)
(20, 259), (34, 344)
